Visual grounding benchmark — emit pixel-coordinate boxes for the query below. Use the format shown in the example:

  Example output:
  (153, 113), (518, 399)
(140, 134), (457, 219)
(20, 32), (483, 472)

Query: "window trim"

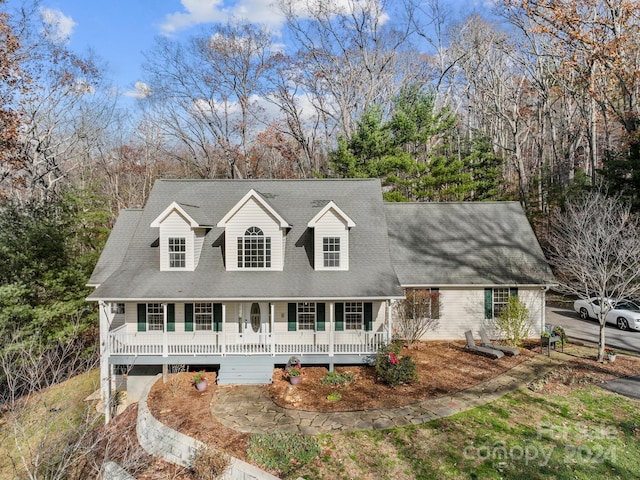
(297, 302), (316, 331)
(345, 302), (363, 330)
(322, 237), (341, 268)
(237, 226), (271, 269)
(147, 303), (164, 331)
(168, 237), (186, 268)
(194, 302), (213, 331)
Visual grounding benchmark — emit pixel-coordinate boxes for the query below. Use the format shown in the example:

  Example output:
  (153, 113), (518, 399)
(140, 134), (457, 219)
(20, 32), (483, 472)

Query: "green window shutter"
(213, 303), (223, 332)
(484, 289), (493, 319)
(137, 304), (147, 332)
(510, 287), (518, 297)
(167, 304), (175, 332)
(335, 303), (344, 331)
(184, 303), (194, 332)
(364, 302), (373, 331)
(316, 303), (326, 331)
(288, 303), (297, 331)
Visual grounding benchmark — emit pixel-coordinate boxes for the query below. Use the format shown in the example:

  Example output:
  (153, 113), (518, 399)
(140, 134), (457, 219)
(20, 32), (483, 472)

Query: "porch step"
(217, 357), (275, 385)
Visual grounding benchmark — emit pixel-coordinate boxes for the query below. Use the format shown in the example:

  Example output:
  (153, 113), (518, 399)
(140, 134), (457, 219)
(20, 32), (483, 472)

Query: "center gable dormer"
(151, 202), (210, 271)
(217, 189), (290, 271)
(308, 201), (355, 271)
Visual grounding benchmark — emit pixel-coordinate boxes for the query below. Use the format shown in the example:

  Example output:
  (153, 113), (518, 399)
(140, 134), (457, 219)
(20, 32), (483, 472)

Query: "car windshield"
(615, 301), (640, 311)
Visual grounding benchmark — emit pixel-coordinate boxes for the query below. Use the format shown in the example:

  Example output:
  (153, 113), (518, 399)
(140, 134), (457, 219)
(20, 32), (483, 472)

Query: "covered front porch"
(108, 326), (388, 357)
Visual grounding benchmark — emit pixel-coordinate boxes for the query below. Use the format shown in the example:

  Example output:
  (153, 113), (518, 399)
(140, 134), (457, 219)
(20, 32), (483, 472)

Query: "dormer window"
(323, 237), (341, 268)
(168, 237), (186, 268)
(308, 201), (355, 271)
(237, 227), (271, 268)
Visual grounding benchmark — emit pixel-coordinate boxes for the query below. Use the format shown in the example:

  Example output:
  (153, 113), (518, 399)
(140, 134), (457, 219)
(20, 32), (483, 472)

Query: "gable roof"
(150, 201), (212, 228)
(384, 201), (554, 286)
(88, 179), (403, 301)
(217, 188), (291, 228)
(307, 201), (356, 228)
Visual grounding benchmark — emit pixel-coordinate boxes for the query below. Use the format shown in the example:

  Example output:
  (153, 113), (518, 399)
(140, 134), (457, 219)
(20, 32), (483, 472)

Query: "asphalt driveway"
(545, 306), (640, 355)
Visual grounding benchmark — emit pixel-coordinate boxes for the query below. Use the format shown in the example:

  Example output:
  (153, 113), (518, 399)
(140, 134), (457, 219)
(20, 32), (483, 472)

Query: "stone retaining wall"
(100, 461), (136, 480)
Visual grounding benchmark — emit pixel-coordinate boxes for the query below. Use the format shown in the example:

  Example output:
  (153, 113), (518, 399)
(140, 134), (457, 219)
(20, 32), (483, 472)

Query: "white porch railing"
(108, 325), (387, 357)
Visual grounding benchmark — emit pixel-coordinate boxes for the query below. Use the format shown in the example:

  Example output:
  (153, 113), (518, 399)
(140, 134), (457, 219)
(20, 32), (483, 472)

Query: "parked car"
(573, 297), (640, 331)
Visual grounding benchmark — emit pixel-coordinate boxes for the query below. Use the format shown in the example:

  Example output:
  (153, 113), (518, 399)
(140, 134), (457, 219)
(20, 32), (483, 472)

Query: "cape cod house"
(88, 179), (553, 420)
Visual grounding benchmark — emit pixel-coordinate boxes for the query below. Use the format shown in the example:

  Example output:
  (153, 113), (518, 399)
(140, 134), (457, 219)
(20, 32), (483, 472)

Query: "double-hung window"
(485, 287), (517, 320)
(323, 237), (340, 267)
(237, 227), (271, 268)
(147, 303), (164, 331)
(194, 302), (213, 330)
(297, 302), (316, 330)
(168, 237), (186, 268)
(345, 302), (363, 330)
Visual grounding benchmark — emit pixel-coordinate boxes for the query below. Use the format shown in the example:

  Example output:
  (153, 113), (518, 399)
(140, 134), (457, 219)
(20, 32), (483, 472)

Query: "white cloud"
(125, 82), (152, 99)
(40, 7), (76, 44)
(160, 0), (286, 35)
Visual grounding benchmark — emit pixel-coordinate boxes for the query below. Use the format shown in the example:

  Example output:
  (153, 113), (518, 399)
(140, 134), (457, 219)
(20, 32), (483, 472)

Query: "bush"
(375, 340), (416, 386)
(247, 432), (321, 477)
(191, 445), (230, 480)
(496, 296), (531, 347)
(320, 370), (354, 386)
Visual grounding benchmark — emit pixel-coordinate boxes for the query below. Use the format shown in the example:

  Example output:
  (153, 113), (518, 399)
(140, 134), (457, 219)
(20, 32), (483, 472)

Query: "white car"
(573, 297), (640, 331)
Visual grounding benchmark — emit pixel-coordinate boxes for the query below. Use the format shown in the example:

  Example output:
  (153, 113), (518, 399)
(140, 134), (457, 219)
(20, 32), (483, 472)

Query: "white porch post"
(329, 302), (335, 357)
(99, 301), (111, 423)
(541, 287), (547, 333)
(387, 300), (393, 344)
(162, 303), (168, 357)
(270, 303), (275, 356)
(221, 303), (227, 355)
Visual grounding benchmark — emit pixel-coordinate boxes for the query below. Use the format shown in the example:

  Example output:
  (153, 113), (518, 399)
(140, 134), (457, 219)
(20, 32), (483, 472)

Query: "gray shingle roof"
(384, 202), (554, 286)
(87, 209), (142, 286)
(88, 179), (404, 301)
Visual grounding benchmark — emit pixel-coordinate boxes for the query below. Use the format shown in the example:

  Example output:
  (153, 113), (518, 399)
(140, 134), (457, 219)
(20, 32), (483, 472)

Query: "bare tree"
(393, 289), (441, 347)
(142, 20), (279, 179)
(548, 189), (640, 361)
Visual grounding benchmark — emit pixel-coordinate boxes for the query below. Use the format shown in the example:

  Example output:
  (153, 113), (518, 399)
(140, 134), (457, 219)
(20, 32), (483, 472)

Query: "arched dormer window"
(237, 226), (271, 268)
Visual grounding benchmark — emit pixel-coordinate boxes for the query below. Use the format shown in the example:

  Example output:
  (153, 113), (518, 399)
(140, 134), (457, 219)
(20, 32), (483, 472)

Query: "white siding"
(313, 210), (349, 271)
(158, 211), (195, 271)
(392, 287), (545, 341)
(224, 197), (285, 271)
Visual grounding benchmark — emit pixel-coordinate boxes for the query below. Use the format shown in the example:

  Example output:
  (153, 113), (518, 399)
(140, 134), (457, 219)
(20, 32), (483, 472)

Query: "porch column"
(329, 302), (335, 357)
(387, 300), (392, 344)
(99, 301), (111, 423)
(162, 303), (168, 357)
(270, 303), (275, 356)
(221, 304), (226, 355)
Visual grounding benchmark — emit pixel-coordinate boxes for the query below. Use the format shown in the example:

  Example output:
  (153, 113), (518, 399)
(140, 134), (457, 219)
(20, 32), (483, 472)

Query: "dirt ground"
(129, 341), (640, 479)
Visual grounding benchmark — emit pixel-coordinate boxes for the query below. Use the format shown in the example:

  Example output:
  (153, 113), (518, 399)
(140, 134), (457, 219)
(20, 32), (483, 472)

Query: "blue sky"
(5, 0), (490, 99)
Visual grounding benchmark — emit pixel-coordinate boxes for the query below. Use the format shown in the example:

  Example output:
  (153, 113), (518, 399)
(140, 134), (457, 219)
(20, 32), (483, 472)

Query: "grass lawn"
(298, 385), (640, 480)
(0, 369), (101, 479)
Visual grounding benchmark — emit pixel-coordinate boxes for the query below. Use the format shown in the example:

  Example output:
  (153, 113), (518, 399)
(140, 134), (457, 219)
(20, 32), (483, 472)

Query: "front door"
(242, 302), (268, 344)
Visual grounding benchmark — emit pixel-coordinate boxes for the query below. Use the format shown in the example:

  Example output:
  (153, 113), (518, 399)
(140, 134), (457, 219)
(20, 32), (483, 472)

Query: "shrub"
(191, 445), (230, 480)
(247, 432), (321, 477)
(320, 370), (354, 386)
(496, 296), (531, 347)
(375, 340), (416, 386)
(326, 391), (342, 402)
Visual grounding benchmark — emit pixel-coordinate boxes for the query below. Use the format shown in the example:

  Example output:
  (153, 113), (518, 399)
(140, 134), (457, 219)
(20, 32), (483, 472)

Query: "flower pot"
(195, 380), (207, 392)
(607, 354), (616, 362)
(289, 376), (300, 385)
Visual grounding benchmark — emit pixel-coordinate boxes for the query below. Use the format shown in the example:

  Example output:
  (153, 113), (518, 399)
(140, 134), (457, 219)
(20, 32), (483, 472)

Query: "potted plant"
(285, 365), (305, 385)
(605, 347), (616, 362)
(192, 370), (207, 391)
